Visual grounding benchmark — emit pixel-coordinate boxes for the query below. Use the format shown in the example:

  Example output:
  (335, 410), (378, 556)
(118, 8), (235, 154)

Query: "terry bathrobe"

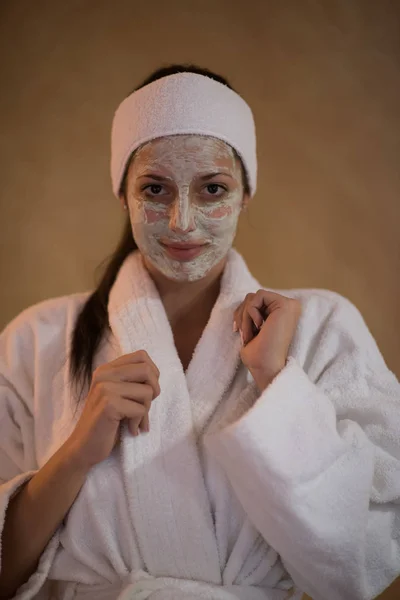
(0, 248), (400, 600)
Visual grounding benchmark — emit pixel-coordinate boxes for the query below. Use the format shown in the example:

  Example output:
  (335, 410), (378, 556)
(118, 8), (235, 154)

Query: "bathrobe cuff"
(204, 356), (346, 599)
(207, 356), (345, 490)
(205, 355), (400, 600)
(0, 472), (61, 600)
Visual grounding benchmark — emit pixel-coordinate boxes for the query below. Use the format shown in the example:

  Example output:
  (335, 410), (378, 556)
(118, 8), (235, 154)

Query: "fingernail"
(233, 321), (238, 333)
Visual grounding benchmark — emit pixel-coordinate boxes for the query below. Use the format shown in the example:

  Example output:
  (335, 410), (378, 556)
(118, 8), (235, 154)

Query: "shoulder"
(1, 291), (92, 343)
(267, 285), (365, 328)
(273, 286), (389, 376)
(284, 287), (363, 324)
(0, 291), (92, 380)
(241, 268), (370, 346)
(288, 287), (373, 345)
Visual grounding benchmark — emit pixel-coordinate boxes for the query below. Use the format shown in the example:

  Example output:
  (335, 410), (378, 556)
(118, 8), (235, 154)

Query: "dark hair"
(69, 63), (251, 403)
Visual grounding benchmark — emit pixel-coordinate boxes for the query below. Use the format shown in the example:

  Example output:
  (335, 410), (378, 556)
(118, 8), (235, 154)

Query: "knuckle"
(138, 349), (148, 361)
(90, 378), (103, 395)
(136, 404), (146, 417)
(288, 298), (302, 316)
(92, 365), (104, 381)
(291, 297), (301, 308)
(143, 363), (152, 379)
(103, 398), (117, 418)
(145, 384), (154, 402)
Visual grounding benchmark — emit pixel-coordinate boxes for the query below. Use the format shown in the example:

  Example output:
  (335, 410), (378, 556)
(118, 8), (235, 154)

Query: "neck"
(142, 255), (227, 327)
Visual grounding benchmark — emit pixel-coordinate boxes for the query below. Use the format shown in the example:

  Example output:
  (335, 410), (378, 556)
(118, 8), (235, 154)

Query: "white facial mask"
(124, 135), (244, 282)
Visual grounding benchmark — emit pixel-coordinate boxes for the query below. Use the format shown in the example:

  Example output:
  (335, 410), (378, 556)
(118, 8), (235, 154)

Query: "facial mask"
(125, 135), (244, 282)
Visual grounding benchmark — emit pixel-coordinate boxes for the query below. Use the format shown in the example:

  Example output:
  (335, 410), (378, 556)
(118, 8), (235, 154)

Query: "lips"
(160, 241), (208, 261)
(164, 242), (205, 249)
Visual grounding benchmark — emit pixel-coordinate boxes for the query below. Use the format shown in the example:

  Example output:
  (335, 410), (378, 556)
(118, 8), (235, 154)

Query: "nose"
(169, 192), (196, 234)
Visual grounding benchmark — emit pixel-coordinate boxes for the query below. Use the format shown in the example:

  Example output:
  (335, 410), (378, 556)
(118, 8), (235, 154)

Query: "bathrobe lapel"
(185, 250), (259, 437)
(107, 249), (258, 584)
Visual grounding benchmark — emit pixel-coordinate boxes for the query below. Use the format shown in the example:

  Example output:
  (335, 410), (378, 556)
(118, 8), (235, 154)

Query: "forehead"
(131, 134), (238, 173)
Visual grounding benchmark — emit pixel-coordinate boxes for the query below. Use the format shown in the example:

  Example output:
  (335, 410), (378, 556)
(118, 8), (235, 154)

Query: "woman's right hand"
(65, 350), (161, 471)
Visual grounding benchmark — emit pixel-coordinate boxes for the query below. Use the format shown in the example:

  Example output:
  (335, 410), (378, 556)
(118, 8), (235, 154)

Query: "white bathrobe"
(1, 248), (400, 600)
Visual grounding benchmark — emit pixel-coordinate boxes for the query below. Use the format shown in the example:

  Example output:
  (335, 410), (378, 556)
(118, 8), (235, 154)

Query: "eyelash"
(142, 183), (228, 197)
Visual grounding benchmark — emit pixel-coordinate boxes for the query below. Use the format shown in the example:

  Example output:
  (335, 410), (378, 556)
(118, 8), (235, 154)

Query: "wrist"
(58, 439), (92, 477)
(250, 363), (285, 393)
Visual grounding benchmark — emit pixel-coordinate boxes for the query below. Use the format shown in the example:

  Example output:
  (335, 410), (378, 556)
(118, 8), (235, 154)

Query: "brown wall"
(0, 1), (399, 597)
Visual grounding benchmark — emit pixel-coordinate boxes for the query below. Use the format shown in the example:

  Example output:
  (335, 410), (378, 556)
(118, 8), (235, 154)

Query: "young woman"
(0, 64), (399, 600)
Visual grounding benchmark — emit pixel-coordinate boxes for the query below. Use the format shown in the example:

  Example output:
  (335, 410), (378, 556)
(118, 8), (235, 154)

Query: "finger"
(101, 381), (155, 407)
(130, 410), (151, 436)
(122, 384), (152, 435)
(248, 306), (264, 330)
(241, 306), (262, 345)
(112, 350), (161, 378)
(114, 397), (147, 422)
(105, 381), (154, 437)
(137, 394), (152, 434)
(251, 289), (288, 314)
(139, 412), (150, 433)
(120, 358), (160, 389)
(128, 417), (141, 437)
(234, 294), (255, 333)
(120, 382), (155, 405)
(114, 400), (147, 438)
(122, 365), (161, 399)
(102, 364), (161, 399)
(233, 302), (243, 332)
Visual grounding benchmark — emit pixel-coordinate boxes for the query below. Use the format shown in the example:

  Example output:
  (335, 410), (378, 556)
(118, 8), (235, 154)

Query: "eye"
(204, 183), (227, 196)
(143, 184), (166, 196)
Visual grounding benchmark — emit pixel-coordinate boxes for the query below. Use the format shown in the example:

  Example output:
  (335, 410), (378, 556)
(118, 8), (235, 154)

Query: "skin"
(120, 134), (301, 391)
(234, 290), (302, 391)
(120, 134), (250, 325)
(0, 141), (301, 600)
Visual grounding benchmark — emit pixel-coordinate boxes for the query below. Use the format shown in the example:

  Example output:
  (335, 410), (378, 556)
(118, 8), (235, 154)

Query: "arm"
(206, 293), (400, 600)
(0, 312), (89, 599)
(0, 440), (89, 598)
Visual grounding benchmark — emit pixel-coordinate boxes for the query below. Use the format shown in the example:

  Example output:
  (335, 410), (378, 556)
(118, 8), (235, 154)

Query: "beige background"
(0, 1), (399, 598)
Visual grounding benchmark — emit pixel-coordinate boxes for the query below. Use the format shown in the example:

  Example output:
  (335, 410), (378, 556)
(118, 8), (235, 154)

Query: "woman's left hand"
(233, 290), (302, 392)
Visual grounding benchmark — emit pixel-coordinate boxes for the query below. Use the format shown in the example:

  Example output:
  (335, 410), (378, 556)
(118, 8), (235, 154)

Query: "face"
(123, 135), (248, 282)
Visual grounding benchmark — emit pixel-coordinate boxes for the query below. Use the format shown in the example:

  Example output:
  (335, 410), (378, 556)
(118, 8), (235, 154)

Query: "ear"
(119, 193), (126, 210)
(242, 193), (250, 211)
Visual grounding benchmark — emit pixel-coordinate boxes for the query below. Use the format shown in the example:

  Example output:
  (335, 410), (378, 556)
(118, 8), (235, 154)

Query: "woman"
(0, 64), (399, 600)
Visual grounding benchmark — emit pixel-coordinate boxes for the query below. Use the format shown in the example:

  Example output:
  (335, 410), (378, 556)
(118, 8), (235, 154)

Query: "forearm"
(0, 441), (89, 598)
(207, 359), (400, 600)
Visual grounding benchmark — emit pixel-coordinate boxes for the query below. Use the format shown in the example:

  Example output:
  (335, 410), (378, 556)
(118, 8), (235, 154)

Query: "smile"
(160, 242), (209, 261)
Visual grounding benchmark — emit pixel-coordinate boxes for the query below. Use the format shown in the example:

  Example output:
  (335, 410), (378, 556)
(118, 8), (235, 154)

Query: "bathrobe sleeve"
(0, 315), (61, 599)
(206, 292), (400, 600)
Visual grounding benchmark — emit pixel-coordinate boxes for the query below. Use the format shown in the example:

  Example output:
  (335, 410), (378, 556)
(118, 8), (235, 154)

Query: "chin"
(141, 244), (229, 283)
(155, 255), (214, 283)
(161, 263), (211, 283)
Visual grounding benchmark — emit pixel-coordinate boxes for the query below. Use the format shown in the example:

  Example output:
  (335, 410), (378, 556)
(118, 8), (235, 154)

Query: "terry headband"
(110, 72), (257, 198)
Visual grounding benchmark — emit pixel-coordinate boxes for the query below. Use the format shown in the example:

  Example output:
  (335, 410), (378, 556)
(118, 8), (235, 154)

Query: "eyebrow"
(200, 172), (235, 181)
(137, 171), (234, 181)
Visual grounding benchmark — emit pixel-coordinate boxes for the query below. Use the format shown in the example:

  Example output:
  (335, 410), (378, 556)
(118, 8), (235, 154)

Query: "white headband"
(110, 72), (257, 198)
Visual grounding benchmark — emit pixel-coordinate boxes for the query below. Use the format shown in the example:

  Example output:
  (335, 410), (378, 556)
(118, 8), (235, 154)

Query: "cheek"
(198, 202), (240, 237)
(144, 207), (167, 224)
(206, 205), (233, 219)
(131, 200), (168, 226)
